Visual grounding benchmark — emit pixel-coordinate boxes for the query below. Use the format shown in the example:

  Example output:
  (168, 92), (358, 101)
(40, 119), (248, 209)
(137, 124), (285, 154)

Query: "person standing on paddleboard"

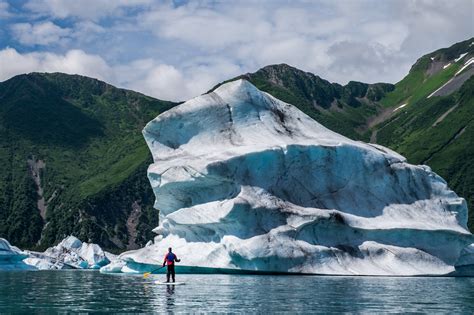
(163, 247), (180, 282)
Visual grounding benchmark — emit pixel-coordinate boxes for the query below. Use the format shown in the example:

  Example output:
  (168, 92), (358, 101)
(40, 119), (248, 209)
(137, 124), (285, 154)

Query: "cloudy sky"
(0, 0), (472, 101)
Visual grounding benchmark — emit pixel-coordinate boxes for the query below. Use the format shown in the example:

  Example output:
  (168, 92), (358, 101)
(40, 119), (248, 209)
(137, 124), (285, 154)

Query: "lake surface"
(0, 271), (473, 313)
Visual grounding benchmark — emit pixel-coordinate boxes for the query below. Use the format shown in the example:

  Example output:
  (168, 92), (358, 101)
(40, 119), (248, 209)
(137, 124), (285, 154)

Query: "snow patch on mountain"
(102, 79), (474, 276)
(455, 53), (468, 62)
(393, 103), (407, 112)
(455, 57), (474, 76)
(0, 236), (113, 270)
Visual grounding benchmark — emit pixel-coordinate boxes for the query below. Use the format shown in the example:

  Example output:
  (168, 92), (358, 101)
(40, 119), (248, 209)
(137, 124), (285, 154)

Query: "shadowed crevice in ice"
(158, 202), (289, 242)
(151, 169), (241, 212)
(293, 220), (471, 265)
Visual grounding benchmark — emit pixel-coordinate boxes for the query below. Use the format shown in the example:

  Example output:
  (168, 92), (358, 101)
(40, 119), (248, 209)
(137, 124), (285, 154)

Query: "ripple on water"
(0, 271), (473, 313)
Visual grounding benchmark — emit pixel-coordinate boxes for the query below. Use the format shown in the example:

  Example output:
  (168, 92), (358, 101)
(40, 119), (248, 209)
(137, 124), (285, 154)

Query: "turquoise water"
(0, 271), (473, 313)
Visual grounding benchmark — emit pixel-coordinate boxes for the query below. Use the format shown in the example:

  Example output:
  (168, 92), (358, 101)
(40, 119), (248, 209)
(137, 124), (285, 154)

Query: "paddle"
(143, 265), (166, 279)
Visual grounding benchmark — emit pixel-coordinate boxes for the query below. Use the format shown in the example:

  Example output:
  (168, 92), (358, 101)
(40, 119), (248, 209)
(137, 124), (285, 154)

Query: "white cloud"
(24, 0), (153, 20)
(0, 48), (113, 83)
(116, 57), (243, 101)
(10, 21), (71, 46)
(68, 21), (106, 44)
(2, 0), (473, 101)
(141, 4), (272, 50)
(138, 64), (188, 101)
(0, 48), (41, 79)
(0, 0), (11, 17)
(0, 48), (241, 102)
(394, 0), (474, 55)
(134, 0), (473, 87)
(326, 41), (406, 84)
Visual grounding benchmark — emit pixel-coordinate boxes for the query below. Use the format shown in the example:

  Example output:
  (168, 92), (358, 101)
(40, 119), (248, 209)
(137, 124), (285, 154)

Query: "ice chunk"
(23, 236), (111, 270)
(77, 243), (109, 268)
(60, 235), (83, 249)
(0, 238), (35, 270)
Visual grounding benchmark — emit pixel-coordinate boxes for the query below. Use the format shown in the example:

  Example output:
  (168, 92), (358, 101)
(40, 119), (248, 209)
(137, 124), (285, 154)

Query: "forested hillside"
(0, 73), (176, 250)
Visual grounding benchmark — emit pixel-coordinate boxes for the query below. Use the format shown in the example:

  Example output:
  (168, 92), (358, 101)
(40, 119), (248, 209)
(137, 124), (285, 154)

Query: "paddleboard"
(155, 281), (185, 285)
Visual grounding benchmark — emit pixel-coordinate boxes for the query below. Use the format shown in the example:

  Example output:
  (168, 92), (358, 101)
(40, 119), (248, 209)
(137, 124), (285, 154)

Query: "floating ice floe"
(0, 238), (35, 270)
(0, 236), (113, 270)
(102, 79), (474, 276)
(26, 236), (111, 270)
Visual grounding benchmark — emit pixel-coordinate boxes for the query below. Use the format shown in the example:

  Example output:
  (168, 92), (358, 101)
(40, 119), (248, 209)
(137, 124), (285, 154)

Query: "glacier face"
(103, 79), (474, 276)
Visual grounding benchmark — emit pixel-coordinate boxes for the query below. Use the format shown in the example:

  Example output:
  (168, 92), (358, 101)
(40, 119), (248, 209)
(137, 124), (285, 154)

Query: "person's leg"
(166, 265), (171, 282)
(171, 264), (175, 282)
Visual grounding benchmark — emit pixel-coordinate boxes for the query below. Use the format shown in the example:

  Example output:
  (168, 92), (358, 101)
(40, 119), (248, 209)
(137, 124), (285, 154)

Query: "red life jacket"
(164, 253), (177, 265)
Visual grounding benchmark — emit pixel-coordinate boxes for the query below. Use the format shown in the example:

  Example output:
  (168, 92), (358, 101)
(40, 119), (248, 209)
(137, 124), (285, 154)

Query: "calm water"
(0, 271), (473, 313)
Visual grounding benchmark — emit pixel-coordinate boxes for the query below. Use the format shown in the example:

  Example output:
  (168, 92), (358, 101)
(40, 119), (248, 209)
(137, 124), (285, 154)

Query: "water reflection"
(0, 271), (473, 313)
(166, 285), (175, 311)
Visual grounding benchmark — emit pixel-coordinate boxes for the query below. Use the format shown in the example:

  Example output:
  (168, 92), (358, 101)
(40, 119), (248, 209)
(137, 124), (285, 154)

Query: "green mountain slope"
(375, 38), (474, 228)
(376, 77), (473, 227)
(381, 38), (474, 108)
(0, 73), (176, 250)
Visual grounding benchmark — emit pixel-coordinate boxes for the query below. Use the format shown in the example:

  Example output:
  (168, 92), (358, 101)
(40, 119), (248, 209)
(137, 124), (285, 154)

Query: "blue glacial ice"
(0, 238), (35, 270)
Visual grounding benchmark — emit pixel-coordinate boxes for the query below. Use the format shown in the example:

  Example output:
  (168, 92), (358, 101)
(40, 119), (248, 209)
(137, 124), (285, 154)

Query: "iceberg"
(25, 236), (111, 270)
(13, 236), (113, 270)
(0, 238), (35, 270)
(102, 79), (474, 276)
(0, 235), (113, 271)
